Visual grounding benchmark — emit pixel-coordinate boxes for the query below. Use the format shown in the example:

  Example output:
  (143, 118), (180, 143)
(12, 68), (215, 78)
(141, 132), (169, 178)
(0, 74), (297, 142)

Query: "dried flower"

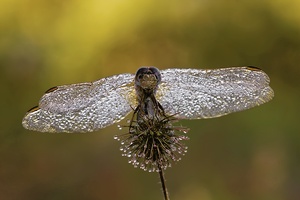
(114, 114), (189, 172)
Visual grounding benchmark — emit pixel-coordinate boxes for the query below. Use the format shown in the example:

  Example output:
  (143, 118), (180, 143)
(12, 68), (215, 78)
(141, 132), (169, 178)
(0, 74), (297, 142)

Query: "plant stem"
(158, 166), (170, 200)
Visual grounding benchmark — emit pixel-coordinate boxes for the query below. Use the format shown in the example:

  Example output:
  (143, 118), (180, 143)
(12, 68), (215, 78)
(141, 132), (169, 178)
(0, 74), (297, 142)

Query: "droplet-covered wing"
(22, 73), (137, 133)
(157, 67), (274, 119)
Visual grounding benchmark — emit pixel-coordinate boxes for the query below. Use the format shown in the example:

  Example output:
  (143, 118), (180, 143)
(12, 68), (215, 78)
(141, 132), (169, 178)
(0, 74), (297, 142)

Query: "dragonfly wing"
(22, 73), (137, 133)
(157, 67), (274, 119)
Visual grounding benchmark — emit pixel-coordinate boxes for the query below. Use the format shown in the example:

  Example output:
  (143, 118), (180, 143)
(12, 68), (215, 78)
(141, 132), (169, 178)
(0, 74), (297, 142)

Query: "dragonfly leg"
(129, 105), (140, 133)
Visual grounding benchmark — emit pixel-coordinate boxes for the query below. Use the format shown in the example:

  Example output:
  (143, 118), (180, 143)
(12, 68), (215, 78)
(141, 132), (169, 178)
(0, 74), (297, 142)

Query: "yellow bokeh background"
(1, 0), (300, 200)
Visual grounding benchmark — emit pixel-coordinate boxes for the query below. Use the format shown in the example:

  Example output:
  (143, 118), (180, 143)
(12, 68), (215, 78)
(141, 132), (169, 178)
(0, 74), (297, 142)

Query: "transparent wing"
(157, 67), (274, 119)
(22, 73), (137, 133)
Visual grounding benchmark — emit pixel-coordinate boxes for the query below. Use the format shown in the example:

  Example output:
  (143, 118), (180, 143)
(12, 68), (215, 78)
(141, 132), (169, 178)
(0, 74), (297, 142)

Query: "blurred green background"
(1, 0), (299, 199)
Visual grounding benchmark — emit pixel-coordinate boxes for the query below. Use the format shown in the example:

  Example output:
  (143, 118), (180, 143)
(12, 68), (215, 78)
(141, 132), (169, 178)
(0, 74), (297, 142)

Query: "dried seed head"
(114, 115), (189, 172)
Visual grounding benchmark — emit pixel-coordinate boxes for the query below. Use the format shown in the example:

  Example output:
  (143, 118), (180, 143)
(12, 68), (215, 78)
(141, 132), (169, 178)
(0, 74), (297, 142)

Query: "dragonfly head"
(135, 67), (161, 91)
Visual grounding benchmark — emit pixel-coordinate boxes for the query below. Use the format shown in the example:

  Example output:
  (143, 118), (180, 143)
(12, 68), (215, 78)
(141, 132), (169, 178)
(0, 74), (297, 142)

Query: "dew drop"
(117, 125), (122, 130)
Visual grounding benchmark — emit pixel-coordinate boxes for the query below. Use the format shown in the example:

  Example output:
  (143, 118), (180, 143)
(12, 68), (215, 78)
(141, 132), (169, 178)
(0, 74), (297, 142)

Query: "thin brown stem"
(158, 165), (170, 200)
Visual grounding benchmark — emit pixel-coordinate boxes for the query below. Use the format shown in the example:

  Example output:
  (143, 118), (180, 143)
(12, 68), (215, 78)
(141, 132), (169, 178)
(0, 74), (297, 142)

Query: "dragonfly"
(22, 66), (274, 171)
(22, 66), (274, 133)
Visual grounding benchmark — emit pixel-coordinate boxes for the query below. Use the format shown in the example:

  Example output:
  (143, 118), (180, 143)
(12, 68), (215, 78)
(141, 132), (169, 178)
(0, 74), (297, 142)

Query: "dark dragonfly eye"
(135, 67), (148, 81)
